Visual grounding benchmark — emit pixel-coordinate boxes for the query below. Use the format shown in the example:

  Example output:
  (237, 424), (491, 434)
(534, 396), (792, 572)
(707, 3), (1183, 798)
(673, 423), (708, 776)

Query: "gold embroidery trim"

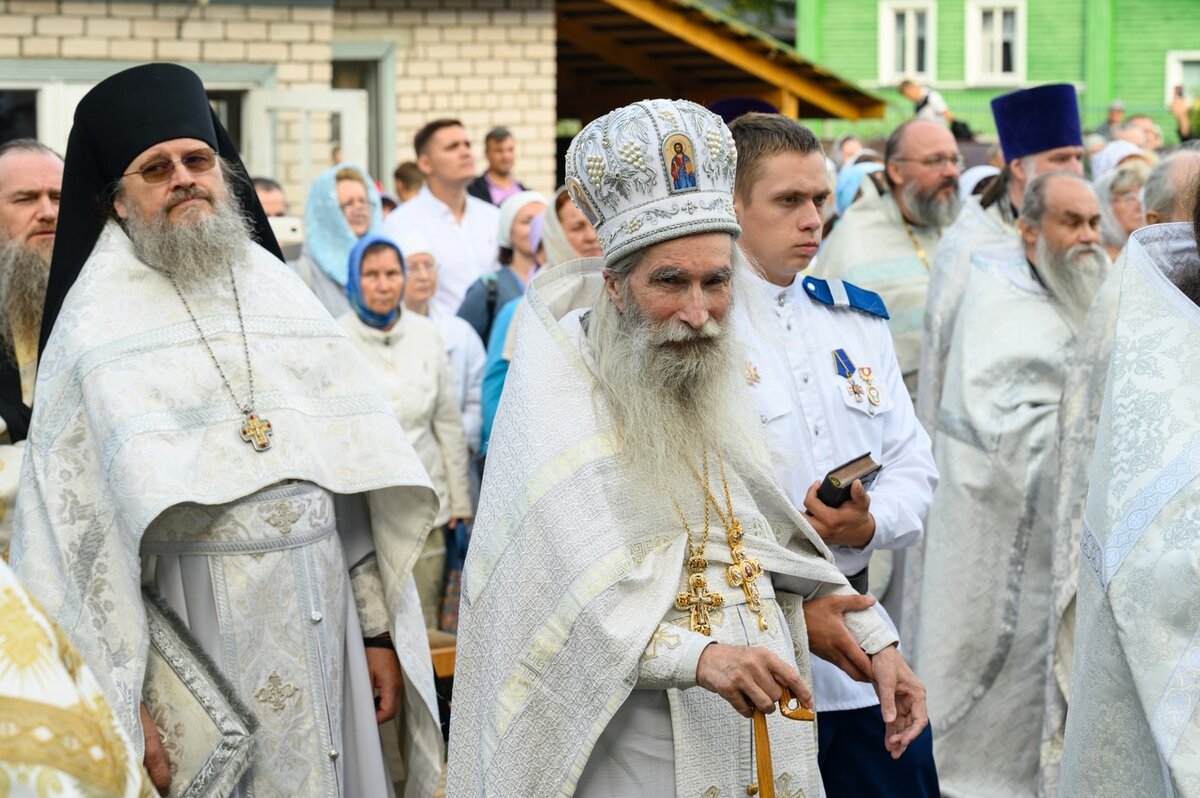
(0, 695), (130, 796)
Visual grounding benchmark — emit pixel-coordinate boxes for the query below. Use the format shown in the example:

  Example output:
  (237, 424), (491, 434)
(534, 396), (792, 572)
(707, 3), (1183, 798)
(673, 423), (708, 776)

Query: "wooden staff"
(751, 687), (815, 797)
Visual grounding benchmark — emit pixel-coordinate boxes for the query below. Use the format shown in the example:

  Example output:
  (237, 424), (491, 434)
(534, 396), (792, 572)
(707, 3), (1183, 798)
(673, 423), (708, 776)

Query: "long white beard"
(124, 185), (253, 289)
(1035, 238), (1111, 331)
(586, 280), (764, 489)
(0, 239), (49, 360)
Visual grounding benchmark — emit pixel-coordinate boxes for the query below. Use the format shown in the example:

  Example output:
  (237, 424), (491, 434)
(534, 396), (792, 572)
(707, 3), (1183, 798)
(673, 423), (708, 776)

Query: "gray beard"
(901, 179), (961, 228)
(1035, 238), (1111, 331)
(585, 280), (760, 488)
(124, 185), (253, 289)
(0, 239), (49, 361)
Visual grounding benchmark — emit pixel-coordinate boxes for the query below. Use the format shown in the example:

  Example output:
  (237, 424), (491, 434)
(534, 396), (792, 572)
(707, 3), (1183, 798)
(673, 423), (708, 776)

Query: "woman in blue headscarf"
(295, 164), (384, 316)
(338, 235), (472, 631)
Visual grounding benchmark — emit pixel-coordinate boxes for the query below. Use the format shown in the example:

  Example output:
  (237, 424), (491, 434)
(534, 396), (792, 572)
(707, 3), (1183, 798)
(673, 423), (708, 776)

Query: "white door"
(242, 88), (369, 193)
(36, 82), (94, 155)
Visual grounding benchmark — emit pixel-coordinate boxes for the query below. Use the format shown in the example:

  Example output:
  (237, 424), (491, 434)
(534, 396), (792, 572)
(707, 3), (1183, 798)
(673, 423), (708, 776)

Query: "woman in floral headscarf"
(295, 163), (383, 316)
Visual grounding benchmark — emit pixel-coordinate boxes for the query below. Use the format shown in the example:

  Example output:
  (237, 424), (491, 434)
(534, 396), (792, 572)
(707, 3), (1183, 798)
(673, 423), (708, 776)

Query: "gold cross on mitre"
(676, 572), (724, 636)
(240, 413), (273, 452)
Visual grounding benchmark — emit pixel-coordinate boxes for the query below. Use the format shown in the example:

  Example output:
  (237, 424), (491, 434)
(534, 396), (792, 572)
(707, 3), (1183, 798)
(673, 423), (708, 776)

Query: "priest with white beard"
(917, 84), (1085, 439)
(912, 170), (1109, 798)
(904, 83), (1086, 657)
(9, 64), (444, 797)
(1059, 217), (1200, 798)
(445, 99), (928, 798)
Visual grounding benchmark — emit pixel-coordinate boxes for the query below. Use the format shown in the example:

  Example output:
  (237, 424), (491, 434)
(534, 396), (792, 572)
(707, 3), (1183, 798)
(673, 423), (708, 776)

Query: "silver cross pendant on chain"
(166, 266), (274, 453)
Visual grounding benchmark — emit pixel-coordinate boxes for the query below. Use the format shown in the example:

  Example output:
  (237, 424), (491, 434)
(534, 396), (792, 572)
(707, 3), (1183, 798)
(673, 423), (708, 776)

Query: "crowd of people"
(0, 60), (1197, 798)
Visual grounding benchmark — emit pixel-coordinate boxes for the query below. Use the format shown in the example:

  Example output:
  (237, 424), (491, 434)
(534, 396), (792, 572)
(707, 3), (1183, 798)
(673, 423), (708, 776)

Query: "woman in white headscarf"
(294, 164), (383, 316)
(398, 228), (486, 469)
(480, 187), (603, 456)
(456, 190), (548, 347)
(542, 185), (603, 264)
(1096, 160), (1151, 260)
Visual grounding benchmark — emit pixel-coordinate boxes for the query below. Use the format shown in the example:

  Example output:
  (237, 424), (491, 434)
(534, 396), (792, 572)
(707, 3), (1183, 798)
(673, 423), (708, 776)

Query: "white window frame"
(1165, 50), (1200, 106)
(965, 0), (1027, 87)
(878, 1), (937, 86)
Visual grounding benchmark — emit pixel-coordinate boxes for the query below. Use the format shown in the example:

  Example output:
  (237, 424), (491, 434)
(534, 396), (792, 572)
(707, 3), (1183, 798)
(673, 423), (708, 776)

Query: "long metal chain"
(165, 265), (257, 417)
(672, 451), (711, 562)
(900, 216), (933, 272)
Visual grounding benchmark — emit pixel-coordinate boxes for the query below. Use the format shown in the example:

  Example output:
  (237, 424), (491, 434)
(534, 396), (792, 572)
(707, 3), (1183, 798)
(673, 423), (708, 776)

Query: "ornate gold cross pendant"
(675, 572), (723, 636)
(240, 413), (274, 452)
(727, 543), (767, 631)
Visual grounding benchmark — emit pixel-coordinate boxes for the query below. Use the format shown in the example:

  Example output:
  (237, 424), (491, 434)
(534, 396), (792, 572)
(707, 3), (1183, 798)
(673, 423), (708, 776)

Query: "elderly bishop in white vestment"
(1060, 222), (1200, 797)
(447, 99), (927, 798)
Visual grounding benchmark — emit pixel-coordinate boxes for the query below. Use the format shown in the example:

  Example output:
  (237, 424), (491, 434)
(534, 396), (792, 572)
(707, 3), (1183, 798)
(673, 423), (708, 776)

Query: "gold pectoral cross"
(727, 543), (767, 631)
(676, 572), (723, 636)
(240, 413), (274, 452)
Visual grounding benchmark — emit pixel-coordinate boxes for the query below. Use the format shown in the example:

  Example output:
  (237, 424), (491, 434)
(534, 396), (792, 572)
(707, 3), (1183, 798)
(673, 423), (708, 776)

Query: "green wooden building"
(790, 0), (1200, 144)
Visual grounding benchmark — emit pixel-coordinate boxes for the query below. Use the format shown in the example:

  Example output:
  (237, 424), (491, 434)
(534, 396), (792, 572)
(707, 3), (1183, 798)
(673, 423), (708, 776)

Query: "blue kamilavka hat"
(990, 83), (1083, 163)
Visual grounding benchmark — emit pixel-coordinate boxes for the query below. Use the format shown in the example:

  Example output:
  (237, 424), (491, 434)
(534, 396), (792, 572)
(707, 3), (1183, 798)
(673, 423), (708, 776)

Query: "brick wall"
(0, 0), (557, 209)
(0, 2), (333, 85)
(0, 0), (339, 209)
(333, 0), (558, 196)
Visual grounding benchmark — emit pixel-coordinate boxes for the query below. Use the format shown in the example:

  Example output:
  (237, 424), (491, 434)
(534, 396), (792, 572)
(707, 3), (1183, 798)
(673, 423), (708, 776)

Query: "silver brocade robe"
(1039, 260), (1122, 795)
(10, 222), (444, 796)
(916, 196), (1020, 439)
(145, 482), (397, 796)
(1060, 223), (1200, 797)
(913, 252), (1077, 798)
(576, 502), (827, 798)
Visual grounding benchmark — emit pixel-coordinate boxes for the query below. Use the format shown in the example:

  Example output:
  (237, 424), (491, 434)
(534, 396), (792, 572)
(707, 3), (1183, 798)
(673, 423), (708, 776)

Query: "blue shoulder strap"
(800, 276), (890, 320)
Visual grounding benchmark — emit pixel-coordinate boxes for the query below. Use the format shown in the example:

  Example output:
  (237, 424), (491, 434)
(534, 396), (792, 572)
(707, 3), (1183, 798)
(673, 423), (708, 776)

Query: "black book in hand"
(817, 453), (882, 508)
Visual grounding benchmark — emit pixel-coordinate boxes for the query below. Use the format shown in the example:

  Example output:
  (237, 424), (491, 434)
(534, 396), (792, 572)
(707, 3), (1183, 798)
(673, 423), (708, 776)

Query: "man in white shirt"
(382, 119), (499, 315)
(900, 80), (952, 123)
(729, 112), (940, 797)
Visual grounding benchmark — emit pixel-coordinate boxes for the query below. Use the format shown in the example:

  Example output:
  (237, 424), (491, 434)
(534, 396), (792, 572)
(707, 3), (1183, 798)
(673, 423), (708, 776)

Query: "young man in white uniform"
(729, 112), (940, 797)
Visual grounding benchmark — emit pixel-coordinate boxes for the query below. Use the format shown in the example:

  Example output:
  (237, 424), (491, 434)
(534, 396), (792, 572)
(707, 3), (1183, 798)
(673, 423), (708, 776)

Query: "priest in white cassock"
(1059, 217), (1200, 798)
(9, 64), (444, 797)
(912, 170), (1109, 798)
(0, 139), (61, 551)
(445, 99), (928, 798)
(916, 83), (1085, 438)
(904, 83), (1086, 654)
(1041, 150), (1200, 794)
(813, 120), (960, 402)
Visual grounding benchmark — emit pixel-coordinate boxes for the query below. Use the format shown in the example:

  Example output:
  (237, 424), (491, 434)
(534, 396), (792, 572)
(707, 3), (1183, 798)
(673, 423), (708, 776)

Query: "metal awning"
(557, 0), (885, 122)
